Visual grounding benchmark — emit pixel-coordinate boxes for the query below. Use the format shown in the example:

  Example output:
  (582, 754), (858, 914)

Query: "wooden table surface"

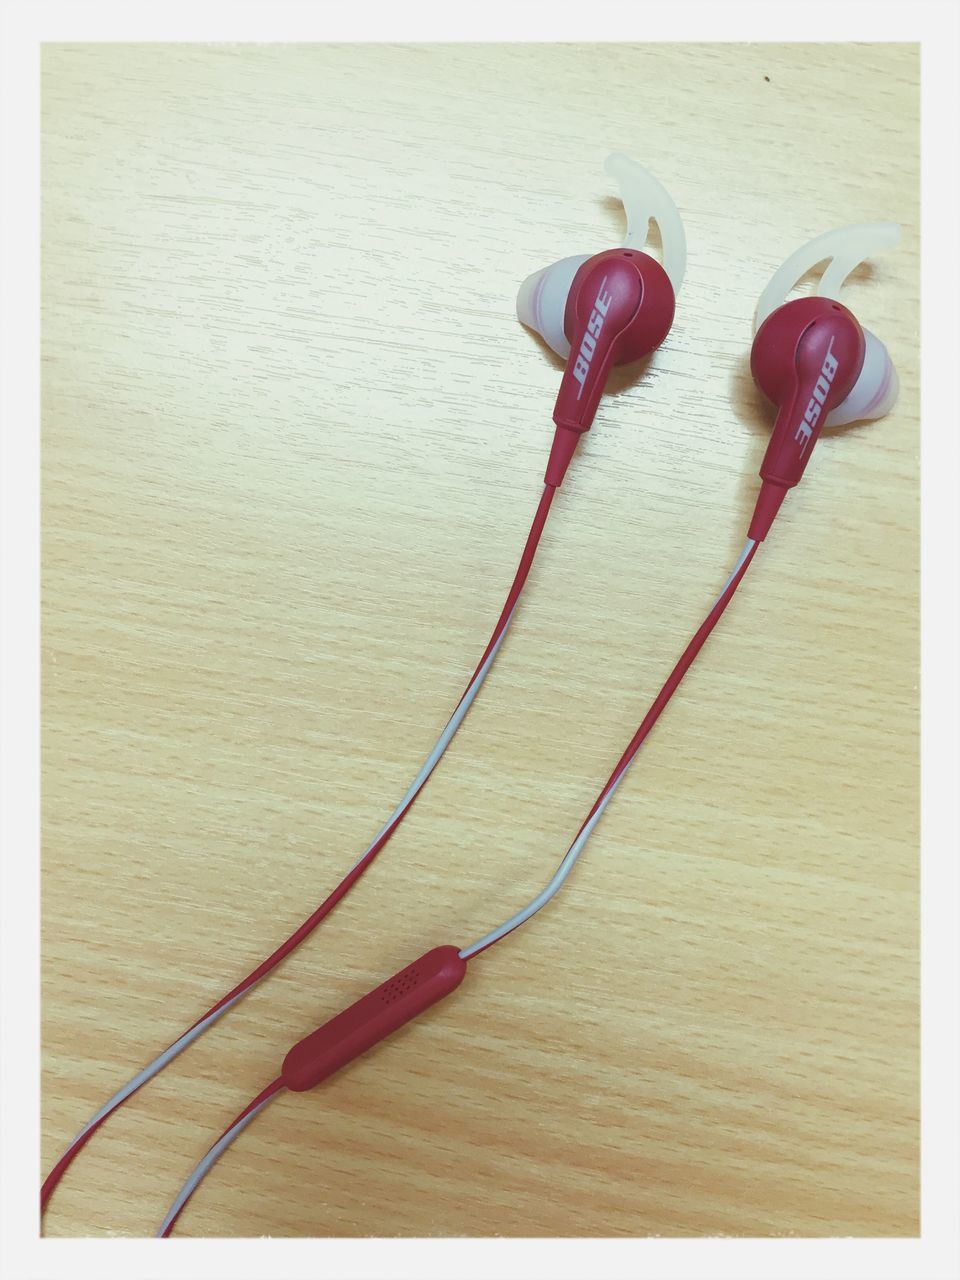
(41, 42), (920, 1239)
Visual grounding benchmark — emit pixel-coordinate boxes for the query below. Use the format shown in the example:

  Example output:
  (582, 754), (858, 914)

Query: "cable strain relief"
(748, 479), (788, 542)
(544, 424), (581, 488)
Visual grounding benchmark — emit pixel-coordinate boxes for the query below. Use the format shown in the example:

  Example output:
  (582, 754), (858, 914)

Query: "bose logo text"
(572, 278), (613, 400)
(795, 337), (839, 454)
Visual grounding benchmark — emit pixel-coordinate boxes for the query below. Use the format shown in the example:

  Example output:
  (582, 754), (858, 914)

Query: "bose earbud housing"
(753, 222), (901, 430)
(748, 222), (901, 541)
(543, 248), (676, 486)
(517, 154), (687, 487)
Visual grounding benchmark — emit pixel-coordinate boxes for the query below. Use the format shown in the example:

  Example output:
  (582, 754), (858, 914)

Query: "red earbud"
(546, 248), (675, 487)
(748, 296), (864, 540)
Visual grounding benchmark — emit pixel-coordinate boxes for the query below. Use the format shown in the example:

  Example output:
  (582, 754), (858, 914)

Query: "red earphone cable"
(41, 483), (556, 1217)
(155, 536), (762, 1235)
(596, 538), (759, 797)
(461, 535), (760, 958)
(180, 482), (556, 1030)
(157, 1077), (286, 1237)
(186, 481), (555, 1029)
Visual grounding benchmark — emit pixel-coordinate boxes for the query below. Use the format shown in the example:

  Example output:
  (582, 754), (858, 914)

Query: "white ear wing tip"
(603, 152), (686, 296)
(756, 222), (902, 331)
(604, 151), (630, 174)
(873, 221), (903, 248)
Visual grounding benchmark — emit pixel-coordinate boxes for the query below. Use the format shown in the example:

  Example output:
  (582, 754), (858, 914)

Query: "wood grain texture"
(40, 42), (919, 1238)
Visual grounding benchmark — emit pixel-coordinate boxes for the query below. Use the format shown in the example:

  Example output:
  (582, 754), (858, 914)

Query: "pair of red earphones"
(525, 155), (898, 527)
(43, 154), (901, 1236)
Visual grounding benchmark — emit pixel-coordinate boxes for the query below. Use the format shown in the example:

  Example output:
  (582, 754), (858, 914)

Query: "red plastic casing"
(748, 297), (864, 540)
(546, 248), (675, 487)
(281, 945), (467, 1092)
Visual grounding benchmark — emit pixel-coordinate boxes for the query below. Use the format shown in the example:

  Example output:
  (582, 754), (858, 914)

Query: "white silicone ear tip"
(515, 253), (590, 359)
(604, 153), (686, 295)
(756, 222), (901, 330)
(826, 329), (899, 427)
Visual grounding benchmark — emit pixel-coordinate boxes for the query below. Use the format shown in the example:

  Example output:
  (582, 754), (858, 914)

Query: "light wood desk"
(41, 42), (919, 1238)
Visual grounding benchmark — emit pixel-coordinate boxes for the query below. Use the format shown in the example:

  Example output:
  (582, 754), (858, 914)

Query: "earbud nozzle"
(516, 267), (545, 330)
(867, 361), (899, 422)
(826, 328), (899, 427)
(516, 253), (590, 359)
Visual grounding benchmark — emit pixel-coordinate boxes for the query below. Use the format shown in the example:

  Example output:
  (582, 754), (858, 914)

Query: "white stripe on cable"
(711, 538), (756, 606)
(57, 604), (520, 1157)
(153, 540), (755, 1232)
(156, 1088), (285, 1237)
(459, 540), (756, 960)
(67, 989), (250, 1145)
(342, 600), (519, 878)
